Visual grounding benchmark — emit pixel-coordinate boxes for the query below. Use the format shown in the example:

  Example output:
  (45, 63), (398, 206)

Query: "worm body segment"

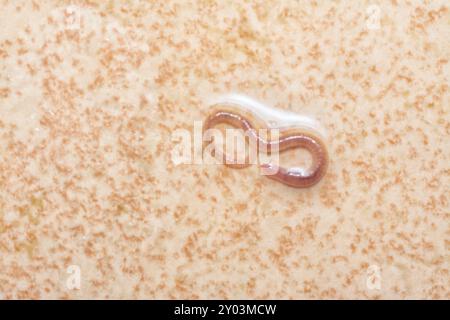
(203, 104), (328, 188)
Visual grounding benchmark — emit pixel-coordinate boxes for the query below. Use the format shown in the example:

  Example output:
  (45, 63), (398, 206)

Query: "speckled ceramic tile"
(0, 0), (449, 299)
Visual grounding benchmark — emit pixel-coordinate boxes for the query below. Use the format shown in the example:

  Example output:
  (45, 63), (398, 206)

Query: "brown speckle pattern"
(0, 0), (449, 299)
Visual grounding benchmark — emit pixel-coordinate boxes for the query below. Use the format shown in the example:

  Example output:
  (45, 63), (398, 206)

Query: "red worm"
(203, 105), (328, 188)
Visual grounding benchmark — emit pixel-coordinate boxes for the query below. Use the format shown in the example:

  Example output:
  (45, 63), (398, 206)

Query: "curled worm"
(203, 103), (328, 188)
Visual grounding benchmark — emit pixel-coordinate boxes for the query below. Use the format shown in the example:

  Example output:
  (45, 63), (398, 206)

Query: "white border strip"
(208, 93), (327, 138)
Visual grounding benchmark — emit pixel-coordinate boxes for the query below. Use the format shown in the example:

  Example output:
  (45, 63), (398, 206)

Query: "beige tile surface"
(0, 0), (449, 299)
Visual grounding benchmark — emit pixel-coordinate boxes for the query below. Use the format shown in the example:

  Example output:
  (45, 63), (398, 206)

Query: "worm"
(203, 105), (328, 188)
